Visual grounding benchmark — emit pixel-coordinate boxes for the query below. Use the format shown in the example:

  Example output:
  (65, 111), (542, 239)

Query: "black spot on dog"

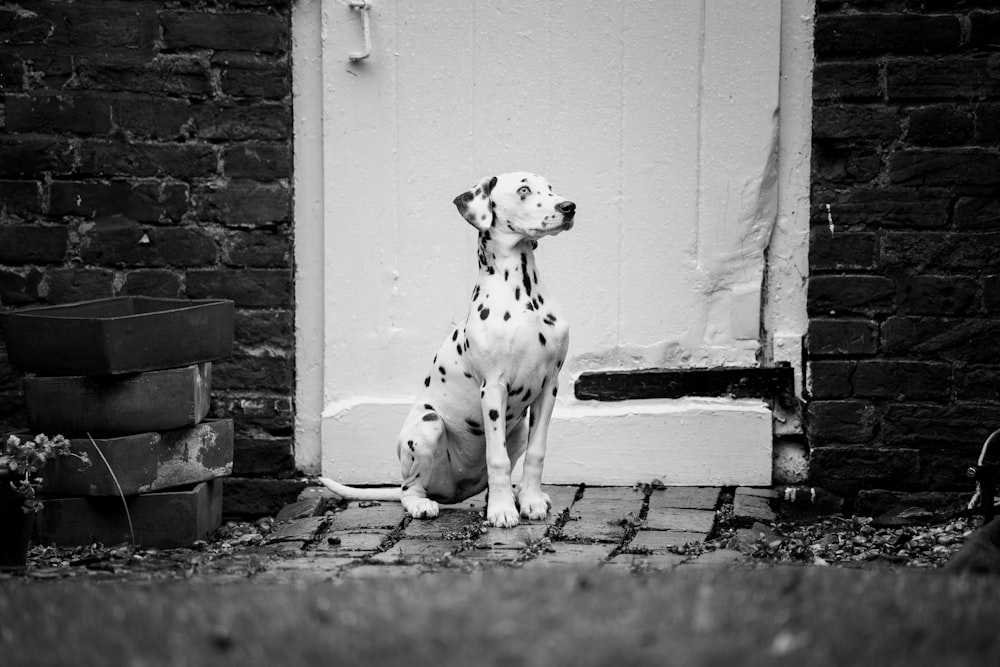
(424, 403), (434, 410)
(539, 333), (547, 346)
(515, 287), (521, 301)
(464, 371), (473, 378)
(466, 418), (481, 430)
(438, 366), (446, 375)
(531, 241), (538, 250)
(553, 386), (558, 396)
(457, 344), (463, 355)
(480, 307), (490, 320)
(504, 269), (509, 281)
(538, 294), (544, 305)
(489, 409), (499, 421)
(424, 376), (431, 387)
(408, 440), (415, 451)
(402, 484), (410, 491)
(521, 253), (532, 296)
(526, 302), (535, 311)
(472, 285), (480, 301)
(524, 389), (532, 402)
(422, 413), (438, 422)
(452, 329), (459, 341)
(503, 311), (511, 321)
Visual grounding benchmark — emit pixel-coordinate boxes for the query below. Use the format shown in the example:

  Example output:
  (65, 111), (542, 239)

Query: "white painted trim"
(292, 0), (324, 474)
(321, 397), (773, 487)
(764, 0), (815, 398)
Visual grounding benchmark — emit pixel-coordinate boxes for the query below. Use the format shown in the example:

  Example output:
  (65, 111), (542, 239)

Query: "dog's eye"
(517, 186), (531, 196)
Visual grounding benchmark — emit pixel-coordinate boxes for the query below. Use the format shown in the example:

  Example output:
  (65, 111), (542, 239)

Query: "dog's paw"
(402, 497), (440, 520)
(517, 488), (552, 521)
(486, 501), (520, 528)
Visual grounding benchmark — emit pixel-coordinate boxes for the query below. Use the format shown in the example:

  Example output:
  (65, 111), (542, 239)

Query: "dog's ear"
(453, 175), (497, 231)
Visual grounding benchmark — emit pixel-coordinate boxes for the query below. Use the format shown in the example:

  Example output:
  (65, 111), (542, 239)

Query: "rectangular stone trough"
(0, 296), (234, 376)
(38, 419), (233, 496)
(35, 478), (223, 549)
(24, 363), (212, 436)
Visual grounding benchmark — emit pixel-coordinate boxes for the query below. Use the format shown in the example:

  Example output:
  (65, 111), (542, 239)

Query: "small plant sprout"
(1, 434), (91, 513)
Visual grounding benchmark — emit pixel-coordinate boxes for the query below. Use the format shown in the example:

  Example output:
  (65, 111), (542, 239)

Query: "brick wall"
(0, 0), (302, 516)
(809, 0), (1000, 513)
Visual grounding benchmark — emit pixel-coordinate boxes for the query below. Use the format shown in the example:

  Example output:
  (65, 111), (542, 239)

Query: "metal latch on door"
(348, 1), (372, 62)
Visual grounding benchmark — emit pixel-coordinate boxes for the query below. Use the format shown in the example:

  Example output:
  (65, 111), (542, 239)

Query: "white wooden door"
(298, 0), (791, 485)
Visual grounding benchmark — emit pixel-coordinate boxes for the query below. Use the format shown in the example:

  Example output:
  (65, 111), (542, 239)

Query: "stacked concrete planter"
(0, 296), (235, 548)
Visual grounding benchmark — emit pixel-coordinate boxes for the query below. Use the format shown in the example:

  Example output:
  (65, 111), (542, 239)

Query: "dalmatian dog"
(319, 172), (575, 528)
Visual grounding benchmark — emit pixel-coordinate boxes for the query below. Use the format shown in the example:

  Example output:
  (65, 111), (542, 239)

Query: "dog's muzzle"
(556, 200), (576, 229)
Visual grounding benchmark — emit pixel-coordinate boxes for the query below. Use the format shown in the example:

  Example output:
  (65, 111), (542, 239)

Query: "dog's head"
(453, 172), (575, 238)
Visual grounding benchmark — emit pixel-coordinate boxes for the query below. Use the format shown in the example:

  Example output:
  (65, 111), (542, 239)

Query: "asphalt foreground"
(2, 566), (999, 667)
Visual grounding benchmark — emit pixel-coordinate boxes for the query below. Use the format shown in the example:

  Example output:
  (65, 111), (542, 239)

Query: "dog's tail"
(317, 477), (402, 502)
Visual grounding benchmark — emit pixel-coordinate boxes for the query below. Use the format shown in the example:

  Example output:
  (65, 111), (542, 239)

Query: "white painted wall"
(294, 0), (811, 484)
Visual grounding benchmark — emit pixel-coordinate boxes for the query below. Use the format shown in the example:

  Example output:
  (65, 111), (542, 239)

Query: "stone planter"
(23, 363), (212, 436)
(0, 297), (234, 376)
(0, 484), (32, 570)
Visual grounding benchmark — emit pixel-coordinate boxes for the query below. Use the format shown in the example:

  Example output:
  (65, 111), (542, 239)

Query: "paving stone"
(403, 508), (482, 539)
(644, 507), (716, 533)
(455, 547), (520, 563)
(266, 516), (328, 544)
(255, 557), (356, 582)
(626, 530), (707, 552)
(681, 548), (751, 568)
(736, 486), (779, 499)
(521, 542), (613, 567)
(607, 552), (688, 572)
(477, 522), (549, 550)
(648, 487), (721, 510)
(312, 530), (390, 555)
(328, 502), (406, 531)
(578, 486), (646, 502)
(368, 539), (462, 564)
(561, 497), (642, 542)
(275, 496), (328, 522)
(733, 489), (777, 524)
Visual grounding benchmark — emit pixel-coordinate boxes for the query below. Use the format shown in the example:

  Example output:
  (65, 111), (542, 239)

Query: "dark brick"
(809, 229), (878, 272)
(0, 390), (28, 433)
(213, 52), (290, 99)
(160, 12), (289, 52)
(984, 275), (1000, 313)
(883, 403), (1000, 449)
(234, 309), (293, 346)
(212, 392), (293, 436)
(76, 54), (210, 97)
(889, 149), (1000, 187)
(811, 188), (949, 229)
(809, 446), (920, 496)
(5, 49), (73, 90)
(954, 197), (1000, 230)
(886, 55), (1000, 100)
(905, 105), (974, 147)
(884, 231), (1000, 271)
(0, 7), (56, 44)
(233, 436), (293, 476)
(120, 270), (183, 298)
(957, 365), (1000, 402)
(812, 142), (881, 184)
(111, 96), (192, 140)
(190, 102), (291, 141)
(883, 316), (1000, 363)
(186, 268), (291, 307)
(213, 352), (293, 392)
(194, 181), (290, 227)
(813, 105), (900, 141)
(49, 181), (189, 222)
(0, 54), (24, 89)
(898, 275), (977, 316)
(222, 142), (291, 180)
(917, 445), (984, 490)
(813, 62), (881, 101)
(807, 400), (878, 445)
(43, 268), (115, 303)
(5, 93), (113, 134)
(969, 11), (1000, 49)
(815, 14), (961, 57)
(0, 225), (67, 264)
(0, 180), (42, 217)
(0, 268), (43, 306)
(43, 4), (144, 49)
(227, 231), (290, 267)
(974, 103), (1000, 144)
(0, 135), (75, 177)
(808, 275), (895, 317)
(222, 478), (305, 518)
(78, 140), (218, 179)
(855, 489), (967, 517)
(852, 360), (951, 401)
(807, 318), (879, 356)
(808, 360), (854, 399)
(79, 218), (218, 268)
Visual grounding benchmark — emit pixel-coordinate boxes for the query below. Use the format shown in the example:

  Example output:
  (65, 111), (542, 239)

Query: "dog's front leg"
(517, 375), (557, 520)
(481, 379), (519, 528)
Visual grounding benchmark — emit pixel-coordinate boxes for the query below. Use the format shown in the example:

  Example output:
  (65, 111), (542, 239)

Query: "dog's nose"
(556, 201), (576, 215)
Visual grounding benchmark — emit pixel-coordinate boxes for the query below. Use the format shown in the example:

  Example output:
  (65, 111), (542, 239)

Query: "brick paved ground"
(254, 484), (752, 580)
